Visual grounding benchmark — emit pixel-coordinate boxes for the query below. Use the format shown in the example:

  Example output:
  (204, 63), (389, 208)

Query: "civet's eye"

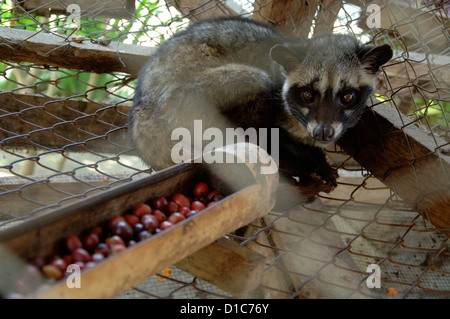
(341, 91), (356, 106)
(301, 89), (314, 103)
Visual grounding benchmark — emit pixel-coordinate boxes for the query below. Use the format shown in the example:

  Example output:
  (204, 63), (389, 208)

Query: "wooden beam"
(252, 0), (319, 37)
(176, 237), (266, 297)
(166, 0), (235, 20)
(0, 92), (133, 154)
(0, 27), (154, 75)
(14, 0), (136, 19)
(337, 103), (450, 235)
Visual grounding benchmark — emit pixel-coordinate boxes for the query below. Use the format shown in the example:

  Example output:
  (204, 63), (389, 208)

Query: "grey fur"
(129, 17), (392, 186)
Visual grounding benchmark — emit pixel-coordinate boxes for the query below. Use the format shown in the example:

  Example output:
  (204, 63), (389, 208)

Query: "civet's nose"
(313, 124), (335, 142)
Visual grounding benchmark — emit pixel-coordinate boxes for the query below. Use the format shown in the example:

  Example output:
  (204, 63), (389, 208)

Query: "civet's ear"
(270, 44), (306, 73)
(357, 43), (393, 74)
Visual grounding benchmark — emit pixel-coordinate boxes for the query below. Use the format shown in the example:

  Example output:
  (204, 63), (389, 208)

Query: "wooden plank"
(0, 27), (154, 75)
(337, 103), (450, 235)
(0, 92), (133, 154)
(176, 237), (266, 297)
(15, 0), (135, 18)
(166, 0), (235, 20)
(252, 0), (319, 37)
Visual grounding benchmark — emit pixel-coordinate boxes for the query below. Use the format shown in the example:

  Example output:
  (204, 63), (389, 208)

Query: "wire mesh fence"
(0, 0), (449, 298)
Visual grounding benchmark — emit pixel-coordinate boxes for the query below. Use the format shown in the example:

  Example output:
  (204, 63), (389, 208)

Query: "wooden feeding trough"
(0, 143), (278, 298)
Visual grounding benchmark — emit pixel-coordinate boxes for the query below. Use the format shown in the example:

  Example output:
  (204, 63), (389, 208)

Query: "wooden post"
(166, 0), (235, 20)
(14, 0), (136, 19)
(338, 103), (450, 235)
(313, 0), (342, 35)
(252, 0), (319, 37)
(176, 237), (266, 297)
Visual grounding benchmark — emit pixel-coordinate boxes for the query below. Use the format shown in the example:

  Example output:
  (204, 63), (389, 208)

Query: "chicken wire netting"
(0, 0), (449, 299)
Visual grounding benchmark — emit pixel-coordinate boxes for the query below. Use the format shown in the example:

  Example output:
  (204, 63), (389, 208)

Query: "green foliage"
(0, 0), (182, 102)
(413, 98), (449, 132)
(374, 93), (449, 134)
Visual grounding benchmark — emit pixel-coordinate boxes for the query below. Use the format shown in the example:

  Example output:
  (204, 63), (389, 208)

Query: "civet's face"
(271, 33), (393, 146)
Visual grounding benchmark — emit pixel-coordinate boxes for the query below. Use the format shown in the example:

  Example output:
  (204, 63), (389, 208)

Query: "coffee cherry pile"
(4, 182), (224, 298)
